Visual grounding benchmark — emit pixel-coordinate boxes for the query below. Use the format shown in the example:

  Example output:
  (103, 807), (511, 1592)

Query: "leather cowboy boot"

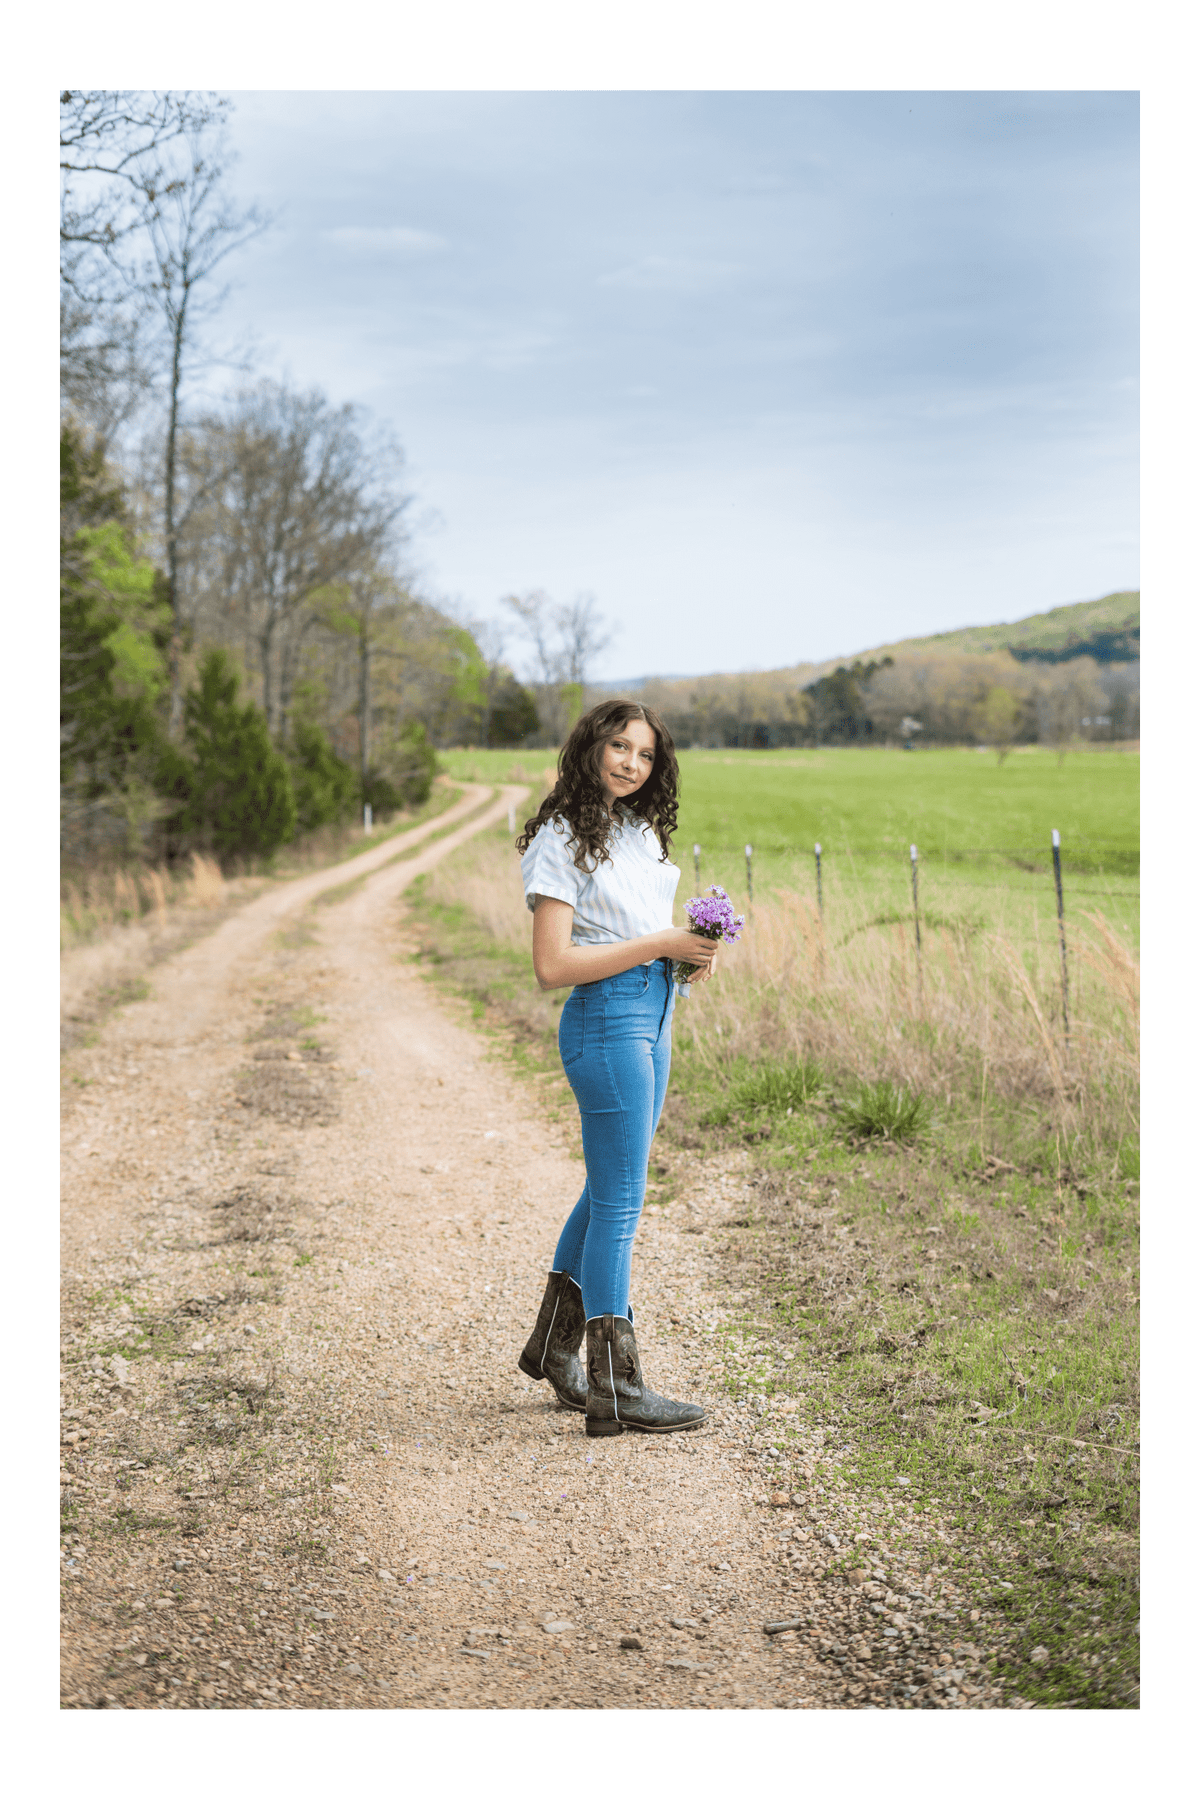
(585, 1314), (706, 1437)
(517, 1271), (587, 1411)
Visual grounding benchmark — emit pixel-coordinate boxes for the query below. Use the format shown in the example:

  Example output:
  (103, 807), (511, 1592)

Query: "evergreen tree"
(488, 676), (540, 746)
(172, 650), (296, 858)
(367, 719), (438, 816)
(289, 721), (358, 833)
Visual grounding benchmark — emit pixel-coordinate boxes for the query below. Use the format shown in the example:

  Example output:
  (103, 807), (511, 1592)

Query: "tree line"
(624, 642), (1138, 756)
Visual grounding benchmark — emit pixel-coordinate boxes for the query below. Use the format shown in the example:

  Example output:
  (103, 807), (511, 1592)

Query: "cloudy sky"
(215, 90), (1138, 682)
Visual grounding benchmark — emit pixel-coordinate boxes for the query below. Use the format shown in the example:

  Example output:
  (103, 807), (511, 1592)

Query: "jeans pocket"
(609, 967), (651, 998)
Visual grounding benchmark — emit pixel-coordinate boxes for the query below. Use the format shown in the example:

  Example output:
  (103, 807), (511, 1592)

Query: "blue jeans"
(551, 959), (675, 1322)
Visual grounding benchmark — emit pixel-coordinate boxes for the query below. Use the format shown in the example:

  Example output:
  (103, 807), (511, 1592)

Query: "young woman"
(515, 700), (718, 1437)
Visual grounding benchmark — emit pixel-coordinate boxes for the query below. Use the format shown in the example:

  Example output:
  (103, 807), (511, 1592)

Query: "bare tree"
(502, 590), (561, 687)
(502, 589), (613, 744)
(188, 383), (408, 740)
(125, 134), (270, 736)
(60, 91), (229, 445)
(61, 91), (228, 270)
(556, 592), (612, 686)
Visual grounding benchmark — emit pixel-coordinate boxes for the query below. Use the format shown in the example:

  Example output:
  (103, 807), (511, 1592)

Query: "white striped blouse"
(520, 809), (681, 963)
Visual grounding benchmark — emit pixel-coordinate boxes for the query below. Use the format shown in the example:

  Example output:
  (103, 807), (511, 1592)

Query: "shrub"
(841, 1080), (929, 1142)
(289, 722), (357, 834)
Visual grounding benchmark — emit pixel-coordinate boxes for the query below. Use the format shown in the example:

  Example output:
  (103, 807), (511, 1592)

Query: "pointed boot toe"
(584, 1314), (707, 1437)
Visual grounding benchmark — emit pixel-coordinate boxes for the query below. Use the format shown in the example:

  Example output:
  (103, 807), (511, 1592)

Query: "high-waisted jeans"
(550, 958), (675, 1322)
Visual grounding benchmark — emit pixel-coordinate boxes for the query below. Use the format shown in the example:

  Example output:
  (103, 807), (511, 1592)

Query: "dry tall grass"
(425, 831), (1139, 1148)
(61, 853), (226, 950)
(61, 856), (232, 1045)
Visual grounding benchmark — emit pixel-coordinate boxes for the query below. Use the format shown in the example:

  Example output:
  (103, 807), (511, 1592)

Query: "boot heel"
(586, 1416), (623, 1437)
(517, 1354), (545, 1382)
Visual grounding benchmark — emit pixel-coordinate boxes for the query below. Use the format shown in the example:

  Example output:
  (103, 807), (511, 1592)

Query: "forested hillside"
(865, 590), (1139, 665)
(607, 592), (1139, 751)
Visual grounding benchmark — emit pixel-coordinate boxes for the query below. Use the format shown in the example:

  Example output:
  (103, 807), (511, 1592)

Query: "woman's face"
(597, 716), (657, 811)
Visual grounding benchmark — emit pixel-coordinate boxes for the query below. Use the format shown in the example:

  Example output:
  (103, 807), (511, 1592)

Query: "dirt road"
(60, 785), (1006, 1710)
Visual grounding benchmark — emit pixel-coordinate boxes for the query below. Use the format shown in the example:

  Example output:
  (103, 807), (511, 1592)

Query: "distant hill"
(592, 592), (1139, 696)
(858, 591), (1139, 667)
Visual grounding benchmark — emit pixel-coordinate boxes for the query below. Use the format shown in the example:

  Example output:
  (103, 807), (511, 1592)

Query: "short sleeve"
(521, 819), (585, 913)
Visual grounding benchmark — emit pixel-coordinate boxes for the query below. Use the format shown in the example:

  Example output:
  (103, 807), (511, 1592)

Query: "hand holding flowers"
(674, 885), (745, 988)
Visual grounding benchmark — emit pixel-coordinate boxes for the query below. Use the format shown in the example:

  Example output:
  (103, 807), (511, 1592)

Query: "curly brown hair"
(516, 700), (680, 871)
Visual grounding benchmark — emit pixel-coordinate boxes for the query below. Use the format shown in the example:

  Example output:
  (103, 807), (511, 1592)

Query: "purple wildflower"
(684, 885), (745, 943)
(674, 885), (744, 986)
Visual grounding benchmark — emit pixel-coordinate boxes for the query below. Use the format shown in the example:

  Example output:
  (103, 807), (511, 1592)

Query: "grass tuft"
(701, 1056), (826, 1126)
(841, 1079), (930, 1142)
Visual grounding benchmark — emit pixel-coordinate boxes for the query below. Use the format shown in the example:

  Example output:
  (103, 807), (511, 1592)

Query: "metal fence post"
(693, 842), (701, 896)
(364, 803), (373, 834)
(745, 842), (754, 906)
(814, 842), (823, 921)
(910, 843), (923, 1001)
(1052, 827), (1070, 1048)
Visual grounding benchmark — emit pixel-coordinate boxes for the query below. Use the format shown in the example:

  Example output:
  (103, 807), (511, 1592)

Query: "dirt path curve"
(61, 788), (1006, 1711)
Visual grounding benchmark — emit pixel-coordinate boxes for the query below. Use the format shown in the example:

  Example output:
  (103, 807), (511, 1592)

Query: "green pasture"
(438, 744), (1139, 947)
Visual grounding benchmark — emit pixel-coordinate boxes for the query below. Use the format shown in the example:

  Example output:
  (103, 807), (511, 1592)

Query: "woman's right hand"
(659, 929), (719, 968)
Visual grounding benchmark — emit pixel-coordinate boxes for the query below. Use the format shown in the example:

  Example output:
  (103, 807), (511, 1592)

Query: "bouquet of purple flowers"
(674, 885), (745, 988)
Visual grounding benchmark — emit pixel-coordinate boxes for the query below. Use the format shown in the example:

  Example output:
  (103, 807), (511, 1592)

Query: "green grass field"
(437, 744), (1140, 947)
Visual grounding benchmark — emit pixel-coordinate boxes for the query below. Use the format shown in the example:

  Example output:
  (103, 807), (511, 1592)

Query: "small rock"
(619, 1635), (644, 1651)
(377, 1678), (391, 1689)
(377, 1569), (395, 1581)
(669, 1617), (698, 1629)
(664, 1659), (702, 1670)
(243, 1325), (257, 1336)
(506, 1511), (529, 1522)
(895, 1477), (911, 1487)
(825, 1533), (840, 1549)
(483, 1560), (507, 1571)
(343, 1662), (366, 1677)
(542, 1620), (574, 1635)
(1029, 1645), (1050, 1665)
(461, 1648), (490, 1659)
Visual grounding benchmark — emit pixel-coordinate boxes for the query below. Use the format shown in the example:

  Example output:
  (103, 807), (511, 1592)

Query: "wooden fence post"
(1052, 827), (1070, 1048)
(910, 843), (923, 1002)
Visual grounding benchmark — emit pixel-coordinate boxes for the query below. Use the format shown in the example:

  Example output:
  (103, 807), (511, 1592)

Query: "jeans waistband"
(572, 957), (673, 996)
